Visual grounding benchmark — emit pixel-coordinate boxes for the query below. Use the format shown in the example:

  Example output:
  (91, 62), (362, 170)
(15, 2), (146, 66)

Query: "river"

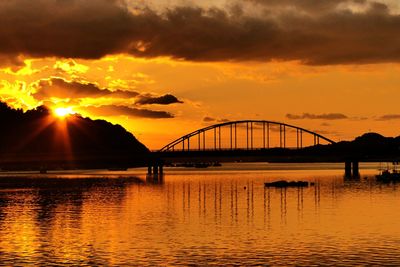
(0, 163), (399, 266)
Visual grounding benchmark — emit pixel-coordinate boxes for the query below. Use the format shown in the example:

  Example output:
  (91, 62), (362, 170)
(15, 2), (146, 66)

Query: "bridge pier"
(345, 161), (351, 177)
(147, 161), (164, 184)
(147, 162), (164, 175)
(154, 165), (159, 175)
(344, 161), (351, 177)
(344, 160), (359, 178)
(352, 161), (359, 177)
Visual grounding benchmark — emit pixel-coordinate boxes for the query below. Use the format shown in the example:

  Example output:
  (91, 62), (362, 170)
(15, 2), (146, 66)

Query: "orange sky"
(0, 0), (400, 149)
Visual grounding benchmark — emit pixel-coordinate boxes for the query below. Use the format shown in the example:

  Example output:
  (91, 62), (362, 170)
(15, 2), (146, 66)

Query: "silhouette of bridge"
(159, 120), (335, 152)
(147, 120), (362, 176)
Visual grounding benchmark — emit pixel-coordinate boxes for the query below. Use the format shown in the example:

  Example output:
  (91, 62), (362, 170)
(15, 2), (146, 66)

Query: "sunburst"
(54, 107), (74, 118)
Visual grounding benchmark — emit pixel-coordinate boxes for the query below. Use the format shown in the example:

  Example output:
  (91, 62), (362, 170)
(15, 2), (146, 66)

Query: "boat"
(376, 162), (400, 182)
(376, 170), (400, 182)
(264, 180), (313, 188)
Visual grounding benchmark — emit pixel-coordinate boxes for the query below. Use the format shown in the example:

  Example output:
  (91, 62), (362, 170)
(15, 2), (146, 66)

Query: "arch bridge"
(159, 120), (335, 152)
(148, 121), (361, 178)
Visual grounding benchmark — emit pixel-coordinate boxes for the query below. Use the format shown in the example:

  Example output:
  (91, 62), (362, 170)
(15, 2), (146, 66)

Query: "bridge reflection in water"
(140, 172), (386, 228)
(190, 181), (314, 226)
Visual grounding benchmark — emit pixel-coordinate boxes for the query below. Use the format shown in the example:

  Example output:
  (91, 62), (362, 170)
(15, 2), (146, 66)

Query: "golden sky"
(1, 0), (400, 149)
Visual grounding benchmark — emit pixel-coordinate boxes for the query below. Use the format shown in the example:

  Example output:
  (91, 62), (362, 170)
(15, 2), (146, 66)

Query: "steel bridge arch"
(159, 120), (336, 152)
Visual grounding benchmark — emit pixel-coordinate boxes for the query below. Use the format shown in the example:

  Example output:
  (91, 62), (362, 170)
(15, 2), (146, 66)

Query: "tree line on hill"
(0, 102), (149, 170)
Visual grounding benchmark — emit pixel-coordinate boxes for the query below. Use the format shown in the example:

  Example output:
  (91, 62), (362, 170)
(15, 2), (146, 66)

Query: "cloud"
(0, 0), (132, 60)
(203, 117), (230, 123)
(376, 114), (400, 121)
(32, 77), (138, 100)
(245, 0), (368, 13)
(31, 78), (180, 118)
(53, 60), (89, 75)
(286, 113), (348, 120)
(82, 105), (173, 119)
(203, 116), (216, 122)
(0, 0), (399, 65)
(136, 93), (183, 105)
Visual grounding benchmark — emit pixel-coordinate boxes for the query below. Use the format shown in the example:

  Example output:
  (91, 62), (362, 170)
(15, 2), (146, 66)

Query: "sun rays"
(11, 106), (80, 163)
(54, 107), (75, 118)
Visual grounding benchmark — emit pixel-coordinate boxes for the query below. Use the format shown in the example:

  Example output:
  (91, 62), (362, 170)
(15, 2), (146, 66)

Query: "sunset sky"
(1, 0), (400, 149)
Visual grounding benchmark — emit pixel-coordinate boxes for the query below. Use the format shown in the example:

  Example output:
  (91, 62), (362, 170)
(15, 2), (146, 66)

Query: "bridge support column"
(153, 164), (159, 175)
(345, 161), (352, 177)
(352, 161), (359, 177)
(148, 160), (164, 175)
(345, 160), (359, 178)
(146, 157), (165, 184)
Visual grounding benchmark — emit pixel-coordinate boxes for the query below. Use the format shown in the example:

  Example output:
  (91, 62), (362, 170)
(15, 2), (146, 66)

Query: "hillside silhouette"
(0, 102), (149, 170)
(293, 132), (400, 161)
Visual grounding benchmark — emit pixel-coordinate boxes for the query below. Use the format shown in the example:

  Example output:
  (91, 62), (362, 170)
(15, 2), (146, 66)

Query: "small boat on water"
(376, 162), (400, 182)
(264, 180), (314, 188)
(376, 170), (400, 182)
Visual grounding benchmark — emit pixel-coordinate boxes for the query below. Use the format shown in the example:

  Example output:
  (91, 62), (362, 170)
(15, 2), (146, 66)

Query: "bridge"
(148, 120), (359, 177)
(159, 120), (335, 152)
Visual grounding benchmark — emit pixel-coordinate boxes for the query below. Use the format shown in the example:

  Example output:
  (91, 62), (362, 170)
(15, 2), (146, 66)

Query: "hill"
(0, 102), (149, 170)
(300, 132), (400, 161)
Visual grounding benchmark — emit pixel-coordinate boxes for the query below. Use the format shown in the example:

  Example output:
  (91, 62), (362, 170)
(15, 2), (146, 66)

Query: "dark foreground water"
(0, 163), (399, 266)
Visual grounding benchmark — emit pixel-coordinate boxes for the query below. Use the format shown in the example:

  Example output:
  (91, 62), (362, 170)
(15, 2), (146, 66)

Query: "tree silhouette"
(0, 102), (149, 169)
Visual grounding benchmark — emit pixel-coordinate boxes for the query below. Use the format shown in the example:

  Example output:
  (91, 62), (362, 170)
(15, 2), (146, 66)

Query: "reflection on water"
(0, 163), (400, 266)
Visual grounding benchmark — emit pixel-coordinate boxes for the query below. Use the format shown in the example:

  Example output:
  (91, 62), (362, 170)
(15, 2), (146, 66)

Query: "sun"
(54, 107), (75, 118)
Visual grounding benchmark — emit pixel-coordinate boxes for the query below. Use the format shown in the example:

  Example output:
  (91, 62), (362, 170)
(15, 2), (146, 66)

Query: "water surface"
(0, 163), (399, 266)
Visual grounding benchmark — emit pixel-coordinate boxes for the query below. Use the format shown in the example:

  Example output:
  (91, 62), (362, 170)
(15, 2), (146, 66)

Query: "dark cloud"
(136, 94), (183, 105)
(203, 117), (230, 123)
(32, 78), (178, 119)
(0, 0), (399, 65)
(0, 0), (133, 60)
(351, 116), (369, 121)
(32, 78), (138, 100)
(286, 113), (348, 120)
(246, 0), (367, 13)
(376, 114), (400, 121)
(82, 105), (173, 119)
(203, 117), (216, 122)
